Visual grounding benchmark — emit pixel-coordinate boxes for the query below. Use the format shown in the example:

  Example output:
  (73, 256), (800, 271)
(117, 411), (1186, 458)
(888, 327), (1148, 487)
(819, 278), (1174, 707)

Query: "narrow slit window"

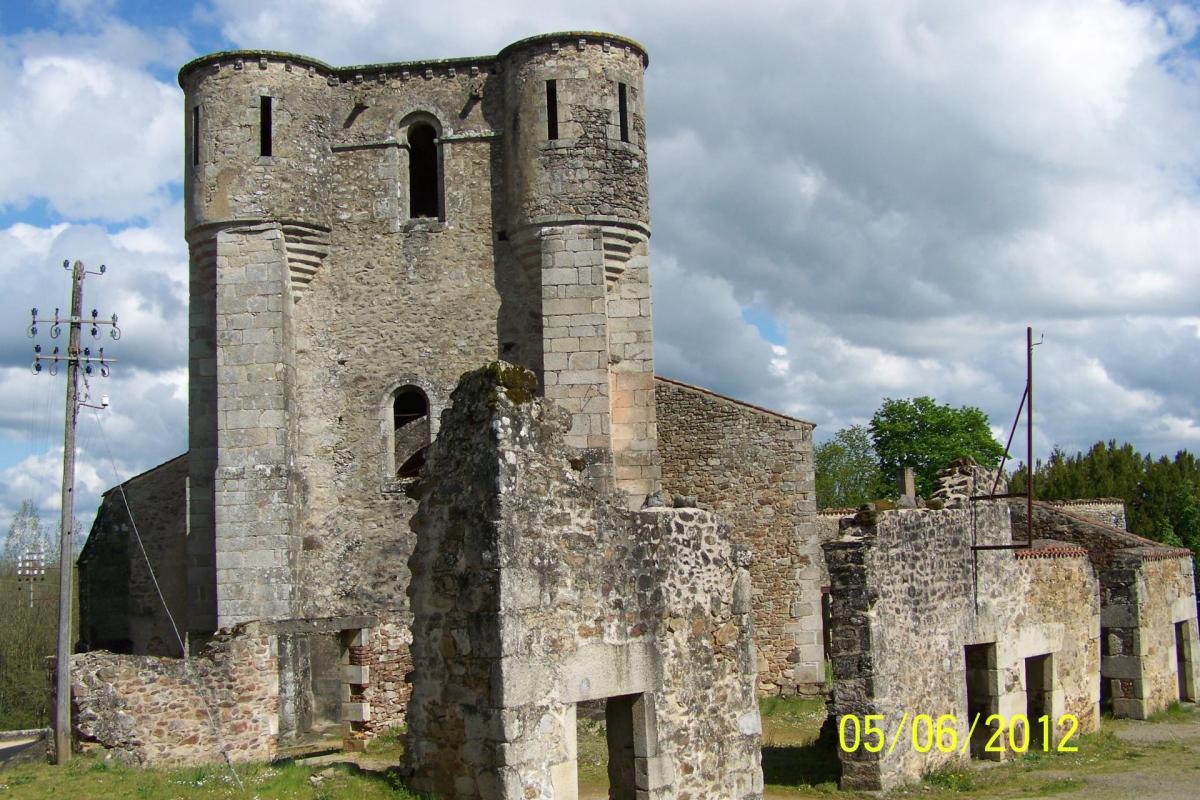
(408, 123), (439, 219)
(259, 95), (273, 157)
(546, 79), (558, 140)
(618, 83), (629, 142)
(191, 106), (201, 166)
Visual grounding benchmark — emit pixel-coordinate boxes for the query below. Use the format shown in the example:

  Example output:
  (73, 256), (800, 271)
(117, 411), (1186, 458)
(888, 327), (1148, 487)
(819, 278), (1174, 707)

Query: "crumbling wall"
(1103, 551), (1199, 717)
(1011, 499), (1199, 717)
(405, 363), (762, 800)
(1010, 501), (1168, 570)
(68, 624), (279, 765)
(79, 454), (188, 656)
(824, 500), (1099, 791)
(1044, 499), (1127, 530)
(656, 376), (821, 697)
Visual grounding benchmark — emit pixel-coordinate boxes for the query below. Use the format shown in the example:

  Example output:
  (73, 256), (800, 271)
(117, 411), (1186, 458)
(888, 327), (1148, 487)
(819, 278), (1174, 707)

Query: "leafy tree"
(3, 500), (54, 562)
(815, 425), (889, 509)
(0, 500), (59, 729)
(868, 396), (1006, 497)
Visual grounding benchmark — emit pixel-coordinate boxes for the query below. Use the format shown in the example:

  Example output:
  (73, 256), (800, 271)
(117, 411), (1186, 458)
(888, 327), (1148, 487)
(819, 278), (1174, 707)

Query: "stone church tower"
(179, 32), (660, 634)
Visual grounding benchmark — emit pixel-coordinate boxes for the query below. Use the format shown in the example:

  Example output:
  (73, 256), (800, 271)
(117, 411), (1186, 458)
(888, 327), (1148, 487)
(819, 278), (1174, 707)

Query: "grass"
(0, 752), (424, 800)
(2, 702), (1196, 799)
(1147, 701), (1191, 722)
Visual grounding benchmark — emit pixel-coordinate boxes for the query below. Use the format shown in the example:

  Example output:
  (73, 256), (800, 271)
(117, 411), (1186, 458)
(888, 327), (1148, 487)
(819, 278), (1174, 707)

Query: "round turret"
(499, 32), (650, 233)
(179, 51), (335, 232)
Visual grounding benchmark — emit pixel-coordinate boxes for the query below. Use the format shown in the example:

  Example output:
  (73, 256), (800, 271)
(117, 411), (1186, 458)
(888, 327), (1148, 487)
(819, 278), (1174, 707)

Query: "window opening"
(393, 387), (430, 478)
(260, 96), (273, 157)
(546, 79), (558, 140)
(408, 123), (439, 219)
(191, 106), (200, 166)
(617, 83), (629, 142)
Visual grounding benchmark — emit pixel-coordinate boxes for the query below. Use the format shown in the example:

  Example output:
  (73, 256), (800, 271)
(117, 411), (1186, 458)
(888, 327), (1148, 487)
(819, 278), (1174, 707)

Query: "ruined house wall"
(405, 364), (762, 800)
(1103, 551), (1200, 717)
(824, 504), (1099, 791)
(655, 376), (821, 697)
(1010, 500), (1166, 571)
(1011, 499), (1199, 717)
(68, 624), (279, 766)
(1044, 499), (1127, 530)
(79, 455), (189, 657)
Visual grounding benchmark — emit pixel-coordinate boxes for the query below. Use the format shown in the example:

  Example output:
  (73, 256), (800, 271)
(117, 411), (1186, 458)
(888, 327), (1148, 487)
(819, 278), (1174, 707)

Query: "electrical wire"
(87, 403), (245, 792)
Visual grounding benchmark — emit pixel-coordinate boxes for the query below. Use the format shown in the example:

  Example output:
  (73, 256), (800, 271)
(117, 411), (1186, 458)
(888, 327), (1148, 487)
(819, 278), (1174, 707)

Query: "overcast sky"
(1, 0), (1198, 543)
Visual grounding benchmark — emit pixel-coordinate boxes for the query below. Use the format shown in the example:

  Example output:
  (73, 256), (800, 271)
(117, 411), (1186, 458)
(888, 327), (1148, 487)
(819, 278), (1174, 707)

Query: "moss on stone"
(481, 361), (538, 407)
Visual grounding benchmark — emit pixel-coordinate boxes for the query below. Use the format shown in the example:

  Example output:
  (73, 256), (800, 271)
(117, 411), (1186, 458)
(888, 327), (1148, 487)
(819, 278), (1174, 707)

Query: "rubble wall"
(1044, 499), (1127, 530)
(656, 376), (821, 696)
(824, 503), (1099, 791)
(405, 363), (762, 800)
(1103, 551), (1200, 717)
(68, 624), (279, 766)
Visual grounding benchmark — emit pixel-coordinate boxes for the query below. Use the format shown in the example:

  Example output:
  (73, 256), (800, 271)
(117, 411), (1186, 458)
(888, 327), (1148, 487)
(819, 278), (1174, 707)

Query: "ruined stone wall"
(360, 613), (414, 734)
(1011, 500), (1165, 571)
(68, 624), (279, 766)
(1103, 551), (1200, 717)
(80, 455), (189, 656)
(824, 504), (1099, 791)
(656, 376), (821, 696)
(1045, 499), (1127, 530)
(405, 364), (761, 799)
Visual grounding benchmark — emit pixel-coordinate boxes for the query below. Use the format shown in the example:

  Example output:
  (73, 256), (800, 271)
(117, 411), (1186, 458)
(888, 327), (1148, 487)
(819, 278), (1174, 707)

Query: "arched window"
(408, 123), (439, 219)
(392, 386), (430, 478)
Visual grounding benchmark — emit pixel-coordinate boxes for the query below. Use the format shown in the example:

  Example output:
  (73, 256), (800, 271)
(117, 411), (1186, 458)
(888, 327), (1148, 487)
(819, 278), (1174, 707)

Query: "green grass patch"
(0, 752), (426, 800)
(923, 766), (976, 791)
(1148, 701), (1194, 723)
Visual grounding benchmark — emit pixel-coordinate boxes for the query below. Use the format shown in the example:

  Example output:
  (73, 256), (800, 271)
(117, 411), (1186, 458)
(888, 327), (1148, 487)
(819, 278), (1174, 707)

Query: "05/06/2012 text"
(838, 712), (1079, 755)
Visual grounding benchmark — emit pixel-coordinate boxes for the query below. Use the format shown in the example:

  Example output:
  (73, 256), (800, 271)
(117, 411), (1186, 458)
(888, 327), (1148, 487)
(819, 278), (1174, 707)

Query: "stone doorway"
(1025, 654), (1053, 750)
(574, 694), (645, 799)
(1177, 621), (1196, 702)
(965, 643), (999, 759)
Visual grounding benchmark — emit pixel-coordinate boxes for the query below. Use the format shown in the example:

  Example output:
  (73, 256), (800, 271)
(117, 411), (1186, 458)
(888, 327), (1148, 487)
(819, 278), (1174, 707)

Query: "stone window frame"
(380, 377), (439, 492)
(395, 110), (447, 228)
(537, 73), (580, 151)
(253, 87), (278, 166)
(606, 75), (642, 153)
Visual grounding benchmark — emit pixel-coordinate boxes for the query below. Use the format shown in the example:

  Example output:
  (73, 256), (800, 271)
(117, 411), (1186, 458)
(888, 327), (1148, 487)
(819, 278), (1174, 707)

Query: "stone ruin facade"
(69, 27), (1198, 795)
(404, 364), (761, 798)
(823, 460), (1199, 790)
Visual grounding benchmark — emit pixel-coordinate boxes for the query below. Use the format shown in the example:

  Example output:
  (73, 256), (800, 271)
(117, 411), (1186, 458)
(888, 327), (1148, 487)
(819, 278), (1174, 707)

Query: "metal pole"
(54, 260), (84, 765)
(1026, 325), (1034, 548)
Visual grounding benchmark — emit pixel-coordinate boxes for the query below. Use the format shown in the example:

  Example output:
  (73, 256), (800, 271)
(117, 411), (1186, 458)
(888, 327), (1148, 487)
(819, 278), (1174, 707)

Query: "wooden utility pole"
(28, 260), (119, 764)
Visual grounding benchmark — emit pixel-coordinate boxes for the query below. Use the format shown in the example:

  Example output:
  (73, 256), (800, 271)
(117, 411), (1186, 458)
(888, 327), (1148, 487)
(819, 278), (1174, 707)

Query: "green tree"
(868, 396), (1006, 497)
(814, 425), (889, 509)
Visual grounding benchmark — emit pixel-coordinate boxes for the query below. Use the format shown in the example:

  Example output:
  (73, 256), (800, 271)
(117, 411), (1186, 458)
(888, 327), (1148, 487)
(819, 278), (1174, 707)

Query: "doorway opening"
(1177, 621), (1196, 702)
(1025, 654), (1053, 751)
(965, 643), (999, 759)
(575, 694), (642, 798)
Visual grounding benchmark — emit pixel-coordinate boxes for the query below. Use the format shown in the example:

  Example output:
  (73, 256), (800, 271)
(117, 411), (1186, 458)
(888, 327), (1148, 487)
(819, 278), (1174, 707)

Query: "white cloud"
(0, 27), (184, 221)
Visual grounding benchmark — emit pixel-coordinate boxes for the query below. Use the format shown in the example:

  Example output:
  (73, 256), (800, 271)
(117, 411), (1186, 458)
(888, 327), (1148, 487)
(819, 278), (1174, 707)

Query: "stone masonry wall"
(68, 624), (279, 766)
(1102, 551), (1200, 717)
(405, 364), (762, 799)
(1045, 499), (1127, 530)
(1010, 500), (1171, 571)
(1010, 498), (1199, 718)
(80, 454), (188, 656)
(824, 502), (1099, 791)
(656, 376), (821, 696)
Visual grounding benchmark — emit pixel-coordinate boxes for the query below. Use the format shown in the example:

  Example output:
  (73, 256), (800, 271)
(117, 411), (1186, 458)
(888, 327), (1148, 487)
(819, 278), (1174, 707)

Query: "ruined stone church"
(74, 29), (1198, 797)
(79, 30), (823, 744)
